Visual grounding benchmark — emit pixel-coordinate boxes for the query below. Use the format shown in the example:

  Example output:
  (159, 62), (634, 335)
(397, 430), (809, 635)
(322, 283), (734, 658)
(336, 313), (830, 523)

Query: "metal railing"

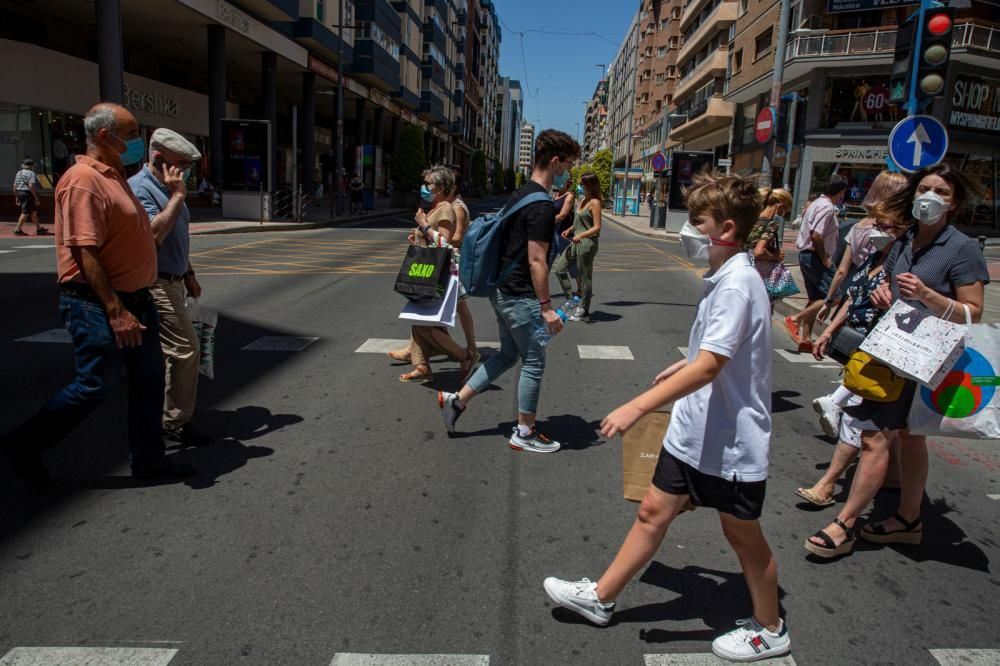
(785, 21), (1000, 62)
(268, 186), (327, 223)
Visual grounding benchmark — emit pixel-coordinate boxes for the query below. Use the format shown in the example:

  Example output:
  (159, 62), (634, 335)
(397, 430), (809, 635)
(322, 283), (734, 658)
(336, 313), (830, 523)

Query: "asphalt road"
(0, 202), (998, 666)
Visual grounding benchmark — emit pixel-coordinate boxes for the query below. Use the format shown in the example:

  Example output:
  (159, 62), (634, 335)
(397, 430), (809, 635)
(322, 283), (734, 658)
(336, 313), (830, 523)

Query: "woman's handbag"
(843, 350), (907, 402)
(828, 325), (867, 366)
(748, 251), (800, 300)
(394, 245), (452, 303)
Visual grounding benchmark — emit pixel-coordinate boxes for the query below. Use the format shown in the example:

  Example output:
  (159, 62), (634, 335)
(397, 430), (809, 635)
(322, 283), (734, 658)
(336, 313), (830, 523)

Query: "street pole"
(335, 0), (345, 216)
(292, 104), (298, 217)
(329, 92), (335, 219)
(623, 109), (633, 217)
(781, 92), (798, 191)
(760, 0), (791, 185)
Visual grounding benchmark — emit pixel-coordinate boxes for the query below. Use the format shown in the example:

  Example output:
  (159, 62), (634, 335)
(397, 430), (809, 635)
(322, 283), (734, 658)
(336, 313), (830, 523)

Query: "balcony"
(677, 1), (737, 68)
(680, 0), (719, 33)
(669, 96), (734, 142)
(673, 48), (728, 101)
(420, 90), (446, 124)
(237, 0), (297, 20)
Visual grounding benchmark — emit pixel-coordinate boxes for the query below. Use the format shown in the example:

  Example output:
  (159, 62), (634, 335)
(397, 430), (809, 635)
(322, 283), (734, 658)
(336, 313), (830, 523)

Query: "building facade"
(725, 0), (1000, 232)
(606, 13), (641, 169)
(498, 77), (523, 172)
(582, 78), (609, 163)
(518, 121), (535, 175)
(0, 0), (513, 214)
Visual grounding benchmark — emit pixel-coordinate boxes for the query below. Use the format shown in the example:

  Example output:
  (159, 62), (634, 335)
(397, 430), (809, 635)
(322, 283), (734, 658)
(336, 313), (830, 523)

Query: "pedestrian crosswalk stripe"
(330, 655), (489, 665)
(0, 250), (15, 254)
(930, 648), (1000, 665)
(15, 328), (72, 343)
(987, 494), (1000, 500)
(644, 655), (796, 665)
(354, 338), (505, 354)
(11, 244), (54, 249)
(775, 349), (835, 364)
(579, 345), (634, 360)
(242, 336), (318, 352)
(0, 646), (179, 665)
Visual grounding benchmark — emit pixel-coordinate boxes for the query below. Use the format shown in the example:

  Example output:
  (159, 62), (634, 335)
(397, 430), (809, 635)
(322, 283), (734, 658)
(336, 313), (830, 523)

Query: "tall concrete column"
(354, 99), (367, 148)
(95, 0), (124, 103)
(261, 52), (277, 192)
(208, 25), (226, 187)
(390, 115), (401, 157)
(302, 72), (316, 193)
(372, 107), (385, 189)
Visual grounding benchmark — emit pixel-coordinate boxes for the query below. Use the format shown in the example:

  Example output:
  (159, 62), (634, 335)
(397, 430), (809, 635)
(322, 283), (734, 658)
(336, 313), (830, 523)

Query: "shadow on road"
(772, 390), (802, 414)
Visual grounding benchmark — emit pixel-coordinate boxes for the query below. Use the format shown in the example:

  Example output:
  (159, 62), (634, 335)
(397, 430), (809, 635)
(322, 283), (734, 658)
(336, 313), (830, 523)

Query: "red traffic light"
(927, 13), (952, 35)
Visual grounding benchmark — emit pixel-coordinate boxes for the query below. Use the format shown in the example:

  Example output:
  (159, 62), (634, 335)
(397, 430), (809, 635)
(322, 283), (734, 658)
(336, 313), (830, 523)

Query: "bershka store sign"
(950, 74), (1000, 134)
(122, 82), (178, 118)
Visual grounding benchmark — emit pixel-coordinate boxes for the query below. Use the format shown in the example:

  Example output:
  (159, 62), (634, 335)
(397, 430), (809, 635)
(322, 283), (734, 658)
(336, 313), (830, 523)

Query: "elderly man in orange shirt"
(0, 103), (197, 488)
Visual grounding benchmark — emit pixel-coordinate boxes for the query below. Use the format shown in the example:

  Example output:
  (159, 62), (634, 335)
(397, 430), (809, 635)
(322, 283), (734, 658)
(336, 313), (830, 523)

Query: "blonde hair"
(759, 187), (793, 213)
(861, 171), (908, 212)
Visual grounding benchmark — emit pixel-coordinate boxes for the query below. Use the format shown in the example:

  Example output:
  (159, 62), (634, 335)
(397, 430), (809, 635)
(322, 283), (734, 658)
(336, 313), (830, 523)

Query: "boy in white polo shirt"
(543, 173), (789, 662)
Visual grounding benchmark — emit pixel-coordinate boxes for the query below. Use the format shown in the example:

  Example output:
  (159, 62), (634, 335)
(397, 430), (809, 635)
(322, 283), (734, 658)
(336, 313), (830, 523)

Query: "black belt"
(60, 281), (150, 302)
(157, 272), (186, 282)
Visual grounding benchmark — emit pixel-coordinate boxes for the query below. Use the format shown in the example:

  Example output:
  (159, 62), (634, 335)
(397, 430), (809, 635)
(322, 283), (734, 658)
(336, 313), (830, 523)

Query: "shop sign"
(216, 0), (251, 34)
(950, 75), (1000, 134)
(309, 55), (347, 85)
(826, 0), (917, 13)
(122, 82), (178, 118)
(863, 86), (890, 114)
(811, 145), (889, 164)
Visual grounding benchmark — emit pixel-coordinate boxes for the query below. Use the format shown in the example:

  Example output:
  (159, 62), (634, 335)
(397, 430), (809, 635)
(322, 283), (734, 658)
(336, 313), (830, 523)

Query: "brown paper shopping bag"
(622, 412), (669, 502)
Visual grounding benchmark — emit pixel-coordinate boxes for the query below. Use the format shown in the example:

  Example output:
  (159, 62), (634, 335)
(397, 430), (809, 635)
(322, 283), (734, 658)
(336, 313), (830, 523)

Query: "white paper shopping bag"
(398, 275), (459, 327)
(860, 300), (966, 389)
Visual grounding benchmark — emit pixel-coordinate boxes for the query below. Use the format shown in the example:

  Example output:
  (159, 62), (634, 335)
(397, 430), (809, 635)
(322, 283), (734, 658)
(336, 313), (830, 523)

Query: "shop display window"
(820, 77), (904, 130)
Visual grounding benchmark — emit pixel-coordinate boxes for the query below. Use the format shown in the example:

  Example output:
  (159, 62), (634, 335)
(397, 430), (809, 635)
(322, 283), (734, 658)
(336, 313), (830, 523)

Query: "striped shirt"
(886, 224), (990, 301)
(13, 169), (37, 192)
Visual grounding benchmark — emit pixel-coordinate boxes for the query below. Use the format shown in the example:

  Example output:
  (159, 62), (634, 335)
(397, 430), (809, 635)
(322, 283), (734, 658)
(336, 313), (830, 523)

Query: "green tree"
(590, 148), (613, 198)
(396, 124), (426, 193)
(514, 171), (525, 189)
(471, 150), (488, 193)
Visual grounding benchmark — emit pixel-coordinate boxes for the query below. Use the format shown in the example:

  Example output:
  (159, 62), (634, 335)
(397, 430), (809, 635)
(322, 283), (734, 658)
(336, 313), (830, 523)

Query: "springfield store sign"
(951, 75), (1000, 134)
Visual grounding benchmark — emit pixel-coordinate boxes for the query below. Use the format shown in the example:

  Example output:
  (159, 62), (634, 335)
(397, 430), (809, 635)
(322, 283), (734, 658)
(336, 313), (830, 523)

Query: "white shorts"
(840, 393), (864, 448)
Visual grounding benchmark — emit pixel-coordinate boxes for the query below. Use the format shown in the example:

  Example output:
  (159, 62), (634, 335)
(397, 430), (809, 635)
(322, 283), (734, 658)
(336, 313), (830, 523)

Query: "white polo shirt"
(663, 252), (773, 482)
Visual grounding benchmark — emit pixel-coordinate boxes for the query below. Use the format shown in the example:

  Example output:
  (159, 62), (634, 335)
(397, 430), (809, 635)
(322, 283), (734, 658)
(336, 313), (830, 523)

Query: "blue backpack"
(459, 191), (551, 297)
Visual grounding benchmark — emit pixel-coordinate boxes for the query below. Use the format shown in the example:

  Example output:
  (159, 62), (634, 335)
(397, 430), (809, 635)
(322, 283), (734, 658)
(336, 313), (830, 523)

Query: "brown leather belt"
(157, 272), (186, 282)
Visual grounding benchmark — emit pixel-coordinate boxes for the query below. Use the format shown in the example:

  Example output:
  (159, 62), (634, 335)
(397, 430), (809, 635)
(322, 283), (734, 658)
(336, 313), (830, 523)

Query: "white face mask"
(911, 191), (948, 226)
(679, 220), (711, 262)
(867, 228), (895, 252)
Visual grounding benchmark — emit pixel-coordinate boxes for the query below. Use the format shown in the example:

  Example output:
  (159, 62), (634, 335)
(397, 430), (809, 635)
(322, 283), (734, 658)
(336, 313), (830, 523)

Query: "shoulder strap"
(495, 191), (552, 285)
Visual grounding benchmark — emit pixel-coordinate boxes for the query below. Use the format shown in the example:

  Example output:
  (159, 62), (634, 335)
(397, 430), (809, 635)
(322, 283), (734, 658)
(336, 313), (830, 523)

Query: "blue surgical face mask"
(575, 185), (584, 196)
(552, 168), (570, 190)
(420, 185), (435, 202)
(182, 168), (192, 180)
(114, 134), (146, 166)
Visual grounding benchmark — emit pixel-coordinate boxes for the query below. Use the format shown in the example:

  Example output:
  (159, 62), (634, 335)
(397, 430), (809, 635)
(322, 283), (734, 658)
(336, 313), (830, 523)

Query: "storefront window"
(820, 77), (904, 130)
(946, 154), (998, 232)
(0, 105), (85, 189)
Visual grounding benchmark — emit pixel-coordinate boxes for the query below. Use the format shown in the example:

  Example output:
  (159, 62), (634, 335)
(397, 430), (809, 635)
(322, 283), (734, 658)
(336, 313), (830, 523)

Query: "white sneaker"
(812, 395), (842, 439)
(568, 306), (588, 322)
(438, 391), (464, 433)
(542, 577), (614, 626)
(509, 427), (560, 453)
(711, 618), (790, 662)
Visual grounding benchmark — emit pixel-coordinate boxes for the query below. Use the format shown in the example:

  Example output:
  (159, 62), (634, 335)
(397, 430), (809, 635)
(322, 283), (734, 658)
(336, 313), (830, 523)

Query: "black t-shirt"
(499, 181), (555, 296)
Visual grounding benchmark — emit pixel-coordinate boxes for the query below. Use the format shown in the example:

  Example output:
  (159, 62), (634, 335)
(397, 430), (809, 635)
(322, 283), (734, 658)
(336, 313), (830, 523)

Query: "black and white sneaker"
(438, 391), (465, 433)
(509, 427), (560, 453)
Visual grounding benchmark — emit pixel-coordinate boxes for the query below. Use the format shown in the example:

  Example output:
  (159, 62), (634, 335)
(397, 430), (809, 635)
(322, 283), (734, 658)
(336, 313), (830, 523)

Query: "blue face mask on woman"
(420, 185), (435, 202)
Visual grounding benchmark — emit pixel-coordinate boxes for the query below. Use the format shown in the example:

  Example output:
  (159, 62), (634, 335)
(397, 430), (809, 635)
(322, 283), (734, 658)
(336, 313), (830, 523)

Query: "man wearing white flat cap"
(129, 128), (212, 448)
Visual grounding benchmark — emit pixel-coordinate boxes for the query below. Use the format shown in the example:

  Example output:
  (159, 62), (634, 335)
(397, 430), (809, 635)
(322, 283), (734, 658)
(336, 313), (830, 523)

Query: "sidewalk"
(604, 212), (1000, 322)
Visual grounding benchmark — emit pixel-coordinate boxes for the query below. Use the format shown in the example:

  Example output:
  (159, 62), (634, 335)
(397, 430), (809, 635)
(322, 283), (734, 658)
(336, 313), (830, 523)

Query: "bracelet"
(941, 298), (955, 321)
(538, 299), (551, 306)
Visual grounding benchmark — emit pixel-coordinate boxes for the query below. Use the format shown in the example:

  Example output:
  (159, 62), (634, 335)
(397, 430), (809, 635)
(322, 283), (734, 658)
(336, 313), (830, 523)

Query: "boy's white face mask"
(679, 220), (712, 262)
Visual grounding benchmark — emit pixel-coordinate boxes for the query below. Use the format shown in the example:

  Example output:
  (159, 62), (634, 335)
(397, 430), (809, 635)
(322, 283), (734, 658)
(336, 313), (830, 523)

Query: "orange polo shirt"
(55, 155), (157, 292)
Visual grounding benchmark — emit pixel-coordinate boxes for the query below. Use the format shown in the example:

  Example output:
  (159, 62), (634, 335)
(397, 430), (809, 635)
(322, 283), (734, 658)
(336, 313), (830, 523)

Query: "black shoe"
(2, 445), (51, 490)
(164, 423), (213, 447)
(131, 458), (198, 480)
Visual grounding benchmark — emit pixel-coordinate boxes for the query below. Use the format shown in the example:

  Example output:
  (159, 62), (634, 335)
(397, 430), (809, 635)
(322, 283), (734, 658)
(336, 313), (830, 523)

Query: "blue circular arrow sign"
(888, 115), (949, 173)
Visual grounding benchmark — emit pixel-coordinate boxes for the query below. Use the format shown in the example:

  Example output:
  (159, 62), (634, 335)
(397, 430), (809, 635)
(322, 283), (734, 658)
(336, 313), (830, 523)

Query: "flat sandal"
(804, 518), (856, 558)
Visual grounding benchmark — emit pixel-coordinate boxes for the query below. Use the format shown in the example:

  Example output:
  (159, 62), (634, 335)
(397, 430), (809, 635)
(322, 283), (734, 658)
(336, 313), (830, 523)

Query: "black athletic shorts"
(651, 450), (766, 521)
(16, 191), (36, 215)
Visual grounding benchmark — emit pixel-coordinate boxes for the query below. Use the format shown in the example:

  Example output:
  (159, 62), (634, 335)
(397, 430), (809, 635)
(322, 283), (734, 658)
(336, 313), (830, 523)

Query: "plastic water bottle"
(532, 307), (569, 347)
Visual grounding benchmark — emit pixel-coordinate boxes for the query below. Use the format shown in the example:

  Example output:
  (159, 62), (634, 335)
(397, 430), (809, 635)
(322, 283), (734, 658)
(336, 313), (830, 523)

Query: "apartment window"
(657, 46), (666, 57)
(316, 0), (325, 22)
(739, 0), (748, 16)
(669, 37), (679, 49)
(739, 102), (757, 147)
(672, 7), (681, 18)
(667, 65), (676, 78)
(660, 19), (668, 29)
(655, 100), (662, 113)
(755, 28), (773, 60)
(731, 48), (743, 74)
(656, 73), (665, 84)
(358, 21), (401, 60)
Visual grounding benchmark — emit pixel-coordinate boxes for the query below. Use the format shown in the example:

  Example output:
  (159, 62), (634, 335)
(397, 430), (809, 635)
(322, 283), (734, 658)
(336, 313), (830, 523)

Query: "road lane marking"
(15, 329), (72, 343)
(645, 655), (796, 665)
(930, 649), (1000, 665)
(330, 655), (489, 666)
(355, 338), (499, 354)
(0, 647), (178, 665)
(987, 494), (1000, 500)
(11, 244), (54, 249)
(578, 345), (634, 360)
(242, 336), (319, 352)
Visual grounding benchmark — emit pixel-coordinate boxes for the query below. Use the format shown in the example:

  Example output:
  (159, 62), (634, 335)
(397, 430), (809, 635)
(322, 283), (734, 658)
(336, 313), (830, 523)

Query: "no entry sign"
(756, 107), (776, 144)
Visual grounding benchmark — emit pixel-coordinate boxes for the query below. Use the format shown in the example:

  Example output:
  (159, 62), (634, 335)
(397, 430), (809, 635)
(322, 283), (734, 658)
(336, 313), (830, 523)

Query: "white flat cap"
(150, 128), (202, 161)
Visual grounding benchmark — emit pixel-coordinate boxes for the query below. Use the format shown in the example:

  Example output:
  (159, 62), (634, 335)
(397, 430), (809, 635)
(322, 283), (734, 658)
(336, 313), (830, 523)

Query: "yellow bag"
(843, 351), (906, 402)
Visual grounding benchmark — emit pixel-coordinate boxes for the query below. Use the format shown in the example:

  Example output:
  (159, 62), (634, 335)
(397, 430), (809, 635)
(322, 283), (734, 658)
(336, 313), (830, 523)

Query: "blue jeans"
(6, 291), (166, 468)
(467, 290), (546, 415)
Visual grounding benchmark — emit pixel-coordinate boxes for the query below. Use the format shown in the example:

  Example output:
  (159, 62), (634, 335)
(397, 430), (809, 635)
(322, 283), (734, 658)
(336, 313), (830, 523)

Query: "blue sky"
(494, 0), (633, 142)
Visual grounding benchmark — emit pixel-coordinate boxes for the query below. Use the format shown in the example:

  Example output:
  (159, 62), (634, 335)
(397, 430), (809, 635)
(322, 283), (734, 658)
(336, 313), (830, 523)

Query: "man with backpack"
(438, 130), (581, 452)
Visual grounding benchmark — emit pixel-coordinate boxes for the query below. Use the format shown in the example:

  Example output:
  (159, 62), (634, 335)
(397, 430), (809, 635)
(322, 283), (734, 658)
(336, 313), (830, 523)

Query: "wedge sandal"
(861, 513), (922, 545)
(804, 518), (856, 558)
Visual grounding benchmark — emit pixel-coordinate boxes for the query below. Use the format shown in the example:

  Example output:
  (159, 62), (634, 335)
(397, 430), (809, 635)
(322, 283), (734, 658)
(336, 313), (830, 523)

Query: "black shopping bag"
(394, 245), (452, 302)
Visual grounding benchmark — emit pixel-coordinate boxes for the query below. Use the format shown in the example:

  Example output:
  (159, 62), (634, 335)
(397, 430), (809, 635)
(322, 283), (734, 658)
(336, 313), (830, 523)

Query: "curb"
(604, 214), (678, 241)
(190, 209), (407, 235)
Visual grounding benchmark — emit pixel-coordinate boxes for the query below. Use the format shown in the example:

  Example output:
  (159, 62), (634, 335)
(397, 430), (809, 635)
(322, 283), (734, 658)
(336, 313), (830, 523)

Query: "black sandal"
(804, 518), (856, 558)
(861, 513), (922, 545)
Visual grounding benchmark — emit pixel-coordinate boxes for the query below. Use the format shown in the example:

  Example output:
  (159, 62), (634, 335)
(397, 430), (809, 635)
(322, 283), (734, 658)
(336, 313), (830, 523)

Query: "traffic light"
(914, 6), (955, 102)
